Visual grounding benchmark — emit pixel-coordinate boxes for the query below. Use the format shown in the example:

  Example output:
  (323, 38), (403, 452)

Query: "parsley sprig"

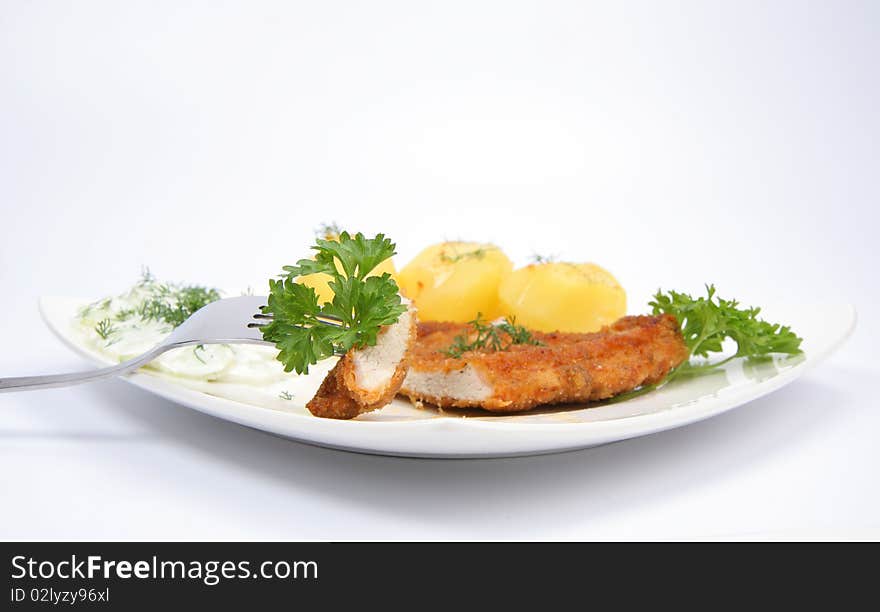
(650, 285), (802, 375)
(442, 314), (543, 358)
(260, 232), (407, 374)
(608, 285), (802, 404)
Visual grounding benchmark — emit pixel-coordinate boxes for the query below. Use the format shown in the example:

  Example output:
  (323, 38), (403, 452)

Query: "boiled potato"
(398, 242), (513, 322)
(498, 262), (626, 333)
(299, 258), (398, 304)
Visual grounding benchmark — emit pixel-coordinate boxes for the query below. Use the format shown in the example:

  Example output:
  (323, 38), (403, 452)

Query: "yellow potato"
(498, 262), (626, 333)
(398, 242), (513, 322)
(299, 258), (398, 304)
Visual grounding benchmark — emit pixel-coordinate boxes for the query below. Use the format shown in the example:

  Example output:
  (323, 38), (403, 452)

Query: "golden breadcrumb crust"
(400, 314), (689, 412)
(306, 312), (417, 420)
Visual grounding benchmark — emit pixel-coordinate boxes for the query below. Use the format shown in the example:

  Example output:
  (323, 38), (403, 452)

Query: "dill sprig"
(193, 344), (207, 364)
(315, 222), (343, 241)
(439, 247), (487, 264)
(94, 319), (116, 340)
(114, 307), (136, 321)
(530, 253), (558, 264)
(497, 317), (542, 345)
(138, 266), (155, 285)
(442, 314), (543, 358)
(79, 272), (221, 340)
(137, 284), (221, 328)
(278, 391), (294, 401)
(79, 298), (112, 319)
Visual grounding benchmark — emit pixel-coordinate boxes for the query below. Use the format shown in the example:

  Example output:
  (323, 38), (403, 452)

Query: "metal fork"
(0, 296), (342, 393)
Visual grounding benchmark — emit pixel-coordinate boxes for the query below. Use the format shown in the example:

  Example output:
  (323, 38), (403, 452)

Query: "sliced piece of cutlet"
(307, 305), (417, 419)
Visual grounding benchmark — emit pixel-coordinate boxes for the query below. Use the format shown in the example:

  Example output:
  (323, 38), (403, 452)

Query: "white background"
(1, 1), (877, 539)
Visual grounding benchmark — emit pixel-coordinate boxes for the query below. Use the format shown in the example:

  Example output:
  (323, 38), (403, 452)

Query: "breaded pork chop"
(400, 314), (688, 412)
(307, 305), (417, 419)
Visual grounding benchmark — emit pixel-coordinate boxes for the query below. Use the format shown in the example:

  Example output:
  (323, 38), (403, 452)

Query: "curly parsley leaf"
(281, 232), (397, 281)
(605, 285), (803, 404)
(261, 232), (406, 374)
(650, 285), (802, 375)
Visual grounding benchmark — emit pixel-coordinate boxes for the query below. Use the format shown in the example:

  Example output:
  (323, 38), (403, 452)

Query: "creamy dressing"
(74, 284), (337, 413)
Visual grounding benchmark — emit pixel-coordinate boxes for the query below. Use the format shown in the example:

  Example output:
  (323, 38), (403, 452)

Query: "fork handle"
(0, 342), (187, 393)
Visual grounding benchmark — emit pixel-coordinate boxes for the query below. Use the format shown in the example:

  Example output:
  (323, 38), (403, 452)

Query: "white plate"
(40, 297), (855, 458)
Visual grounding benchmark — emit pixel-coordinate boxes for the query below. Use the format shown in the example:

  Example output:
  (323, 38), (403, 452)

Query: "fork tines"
(248, 312), (343, 330)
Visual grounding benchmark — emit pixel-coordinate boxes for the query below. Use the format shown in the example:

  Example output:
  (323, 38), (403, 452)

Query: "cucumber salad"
(73, 271), (331, 408)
